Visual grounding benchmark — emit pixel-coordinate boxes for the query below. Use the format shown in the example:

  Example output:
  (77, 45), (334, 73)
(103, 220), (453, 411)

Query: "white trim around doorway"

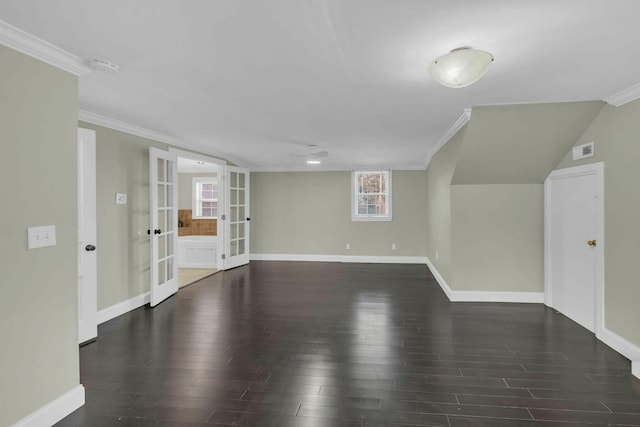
(544, 162), (605, 335)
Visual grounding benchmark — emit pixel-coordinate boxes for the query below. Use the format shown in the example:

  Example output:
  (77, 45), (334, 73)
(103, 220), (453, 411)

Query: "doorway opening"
(175, 153), (223, 287)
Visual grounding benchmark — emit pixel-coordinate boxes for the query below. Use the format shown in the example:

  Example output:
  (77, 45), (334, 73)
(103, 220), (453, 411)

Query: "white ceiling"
(177, 157), (219, 174)
(1, 0), (639, 171)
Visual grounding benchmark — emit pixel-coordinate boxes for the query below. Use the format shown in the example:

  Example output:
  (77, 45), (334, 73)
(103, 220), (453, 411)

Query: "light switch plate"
(115, 193), (127, 205)
(27, 225), (56, 249)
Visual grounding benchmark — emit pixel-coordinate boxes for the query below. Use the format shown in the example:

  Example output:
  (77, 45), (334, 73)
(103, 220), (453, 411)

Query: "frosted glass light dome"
(429, 47), (494, 88)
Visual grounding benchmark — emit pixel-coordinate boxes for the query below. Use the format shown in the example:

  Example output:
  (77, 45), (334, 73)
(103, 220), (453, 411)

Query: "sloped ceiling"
(451, 102), (604, 185)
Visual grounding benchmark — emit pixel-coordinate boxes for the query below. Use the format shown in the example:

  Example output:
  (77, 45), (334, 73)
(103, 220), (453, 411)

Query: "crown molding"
(79, 110), (185, 146)
(0, 19), (92, 76)
(78, 109), (243, 166)
(424, 108), (471, 168)
(604, 81), (640, 107)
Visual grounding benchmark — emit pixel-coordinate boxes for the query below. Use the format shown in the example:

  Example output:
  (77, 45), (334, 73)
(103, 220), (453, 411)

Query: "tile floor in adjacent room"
(179, 268), (218, 288)
(57, 262), (640, 426)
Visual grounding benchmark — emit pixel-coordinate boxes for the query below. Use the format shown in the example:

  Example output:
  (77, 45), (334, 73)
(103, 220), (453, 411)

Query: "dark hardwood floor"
(57, 262), (640, 426)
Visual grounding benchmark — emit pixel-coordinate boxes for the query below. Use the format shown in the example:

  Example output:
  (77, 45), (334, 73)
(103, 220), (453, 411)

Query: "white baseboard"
(97, 292), (150, 325)
(11, 385), (84, 427)
(450, 290), (544, 303)
(597, 327), (640, 377)
(250, 253), (428, 264)
(425, 257), (544, 303)
(424, 256), (454, 300)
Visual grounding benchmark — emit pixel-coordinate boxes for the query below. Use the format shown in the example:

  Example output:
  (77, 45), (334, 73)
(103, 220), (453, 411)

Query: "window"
(192, 177), (218, 218)
(351, 170), (392, 221)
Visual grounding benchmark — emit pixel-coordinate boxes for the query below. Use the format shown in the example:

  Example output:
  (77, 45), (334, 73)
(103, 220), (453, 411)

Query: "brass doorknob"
(587, 240), (597, 247)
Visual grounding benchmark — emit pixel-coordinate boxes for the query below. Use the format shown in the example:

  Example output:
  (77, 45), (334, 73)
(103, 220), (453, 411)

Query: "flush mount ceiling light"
(306, 159), (321, 165)
(429, 47), (494, 88)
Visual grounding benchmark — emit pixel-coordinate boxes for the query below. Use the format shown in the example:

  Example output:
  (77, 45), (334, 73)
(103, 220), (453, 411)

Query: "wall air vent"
(573, 141), (595, 160)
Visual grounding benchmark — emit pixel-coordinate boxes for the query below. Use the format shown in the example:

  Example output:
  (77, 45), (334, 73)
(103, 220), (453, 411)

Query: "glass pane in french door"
(156, 157), (176, 286)
(228, 170), (247, 257)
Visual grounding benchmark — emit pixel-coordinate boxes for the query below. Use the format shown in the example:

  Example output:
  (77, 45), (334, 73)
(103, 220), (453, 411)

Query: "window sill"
(351, 215), (392, 222)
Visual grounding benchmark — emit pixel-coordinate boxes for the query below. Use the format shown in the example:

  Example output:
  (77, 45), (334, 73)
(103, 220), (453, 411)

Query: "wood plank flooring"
(57, 262), (640, 426)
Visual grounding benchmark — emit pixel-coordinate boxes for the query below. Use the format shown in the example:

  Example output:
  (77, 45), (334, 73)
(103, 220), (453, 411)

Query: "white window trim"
(192, 176), (218, 219)
(351, 170), (393, 222)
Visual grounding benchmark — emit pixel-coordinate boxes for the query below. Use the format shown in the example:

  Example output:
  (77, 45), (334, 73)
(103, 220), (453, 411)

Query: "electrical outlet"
(391, 243), (397, 250)
(346, 243), (350, 250)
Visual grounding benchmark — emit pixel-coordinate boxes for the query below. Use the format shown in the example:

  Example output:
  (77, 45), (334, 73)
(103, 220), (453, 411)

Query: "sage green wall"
(428, 103), (600, 295)
(178, 172), (217, 210)
(251, 171), (427, 256)
(451, 184), (544, 292)
(425, 126), (466, 283)
(452, 102), (603, 184)
(555, 101), (640, 347)
(0, 46), (79, 425)
(78, 122), (169, 310)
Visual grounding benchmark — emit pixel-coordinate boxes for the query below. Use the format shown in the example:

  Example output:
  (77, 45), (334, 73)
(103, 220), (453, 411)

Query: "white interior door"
(223, 166), (250, 269)
(149, 148), (178, 306)
(78, 128), (97, 344)
(545, 163), (603, 333)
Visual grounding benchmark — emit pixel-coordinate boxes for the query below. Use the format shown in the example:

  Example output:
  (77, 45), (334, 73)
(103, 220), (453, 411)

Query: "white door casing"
(223, 166), (250, 270)
(149, 148), (179, 306)
(544, 162), (604, 334)
(78, 128), (97, 344)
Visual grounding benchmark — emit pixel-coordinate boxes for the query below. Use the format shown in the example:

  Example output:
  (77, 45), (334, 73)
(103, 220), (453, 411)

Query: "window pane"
(167, 257), (174, 280)
(167, 234), (174, 256)
(353, 171), (391, 219)
(157, 158), (165, 181)
(158, 184), (165, 207)
(167, 160), (174, 183)
(158, 260), (165, 284)
(166, 184), (174, 207)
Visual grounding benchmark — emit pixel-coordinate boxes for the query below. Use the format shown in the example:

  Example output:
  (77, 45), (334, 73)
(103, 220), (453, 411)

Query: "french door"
(223, 166), (250, 269)
(149, 148), (178, 306)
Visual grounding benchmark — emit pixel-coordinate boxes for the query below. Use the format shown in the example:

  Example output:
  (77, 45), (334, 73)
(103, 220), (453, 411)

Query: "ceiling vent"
(88, 58), (119, 73)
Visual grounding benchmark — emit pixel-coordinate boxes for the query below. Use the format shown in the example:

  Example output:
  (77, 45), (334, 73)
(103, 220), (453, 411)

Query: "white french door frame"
(149, 148), (179, 306)
(168, 148), (226, 270)
(222, 166), (250, 270)
(544, 162), (605, 335)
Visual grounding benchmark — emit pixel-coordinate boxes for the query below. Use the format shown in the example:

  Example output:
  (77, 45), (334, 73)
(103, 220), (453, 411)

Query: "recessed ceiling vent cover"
(88, 58), (119, 73)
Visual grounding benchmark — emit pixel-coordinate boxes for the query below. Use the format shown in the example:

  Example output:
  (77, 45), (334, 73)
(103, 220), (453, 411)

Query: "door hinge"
(222, 254), (226, 260)
(221, 214), (226, 220)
